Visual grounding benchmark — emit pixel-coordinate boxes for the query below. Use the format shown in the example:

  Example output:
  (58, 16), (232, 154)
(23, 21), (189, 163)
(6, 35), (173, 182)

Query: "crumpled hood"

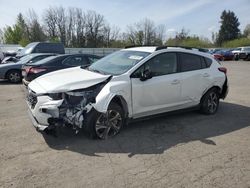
(29, 67), (111, 94)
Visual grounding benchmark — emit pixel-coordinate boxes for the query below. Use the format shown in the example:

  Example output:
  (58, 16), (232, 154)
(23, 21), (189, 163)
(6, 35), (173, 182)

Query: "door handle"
(203, 73), (210, 77)
(171, 79), (180, 85)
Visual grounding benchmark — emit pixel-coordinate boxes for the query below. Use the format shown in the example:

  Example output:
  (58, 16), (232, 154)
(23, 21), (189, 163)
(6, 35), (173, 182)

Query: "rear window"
(30, 56), (59, 66)
(205, 57), (212, 67)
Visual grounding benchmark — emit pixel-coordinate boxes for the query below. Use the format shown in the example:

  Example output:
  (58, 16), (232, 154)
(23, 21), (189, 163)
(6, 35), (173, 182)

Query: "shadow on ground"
(42, 102), (250, 157)
(0, 79), (21, 85)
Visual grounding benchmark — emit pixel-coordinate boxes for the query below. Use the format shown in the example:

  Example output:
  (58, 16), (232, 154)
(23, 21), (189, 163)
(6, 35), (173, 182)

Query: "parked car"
(16, 42), (65, 58)
(238, 46), (250, 60)
(212, 53), (224, 61)
(26, 46), (228, 139)
(209, 48), (223, 54)
(4, 50), (18, 57)
(231, 48), (241, 60)
(0, 49), (4, 63)
(0, 53), (55, 83)
(1, 56), (19, 64)
(213, 50), (234, 61)
(22, 54), (101, 86)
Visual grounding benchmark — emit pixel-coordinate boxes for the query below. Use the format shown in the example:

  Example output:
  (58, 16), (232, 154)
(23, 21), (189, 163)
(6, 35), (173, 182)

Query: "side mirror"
(140, 69), (152, 81)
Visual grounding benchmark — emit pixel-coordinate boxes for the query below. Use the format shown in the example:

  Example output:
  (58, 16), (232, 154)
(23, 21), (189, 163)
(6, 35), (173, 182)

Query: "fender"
(92, 80), (132, 117)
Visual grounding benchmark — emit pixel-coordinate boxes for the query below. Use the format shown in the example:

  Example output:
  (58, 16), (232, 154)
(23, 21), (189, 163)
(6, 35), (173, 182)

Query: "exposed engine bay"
(59, 90), (94, 129)
(40, 78), (111, 132)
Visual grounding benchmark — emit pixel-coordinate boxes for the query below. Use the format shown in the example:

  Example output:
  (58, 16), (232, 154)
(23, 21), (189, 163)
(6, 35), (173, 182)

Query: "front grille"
(27, 91), (37, 109)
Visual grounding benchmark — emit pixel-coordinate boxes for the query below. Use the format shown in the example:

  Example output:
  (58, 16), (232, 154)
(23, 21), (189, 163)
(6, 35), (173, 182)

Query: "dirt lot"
(0, 61), (250, 188)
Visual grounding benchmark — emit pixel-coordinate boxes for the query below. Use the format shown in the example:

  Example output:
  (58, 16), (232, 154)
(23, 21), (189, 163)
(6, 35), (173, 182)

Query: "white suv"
(26, 46), (228, 139)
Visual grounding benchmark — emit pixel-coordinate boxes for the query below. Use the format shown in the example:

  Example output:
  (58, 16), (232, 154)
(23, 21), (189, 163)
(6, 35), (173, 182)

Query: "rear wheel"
(86, 103), (124, 139)
(200, 88), (220, 115)
(6, 70), (22, 83)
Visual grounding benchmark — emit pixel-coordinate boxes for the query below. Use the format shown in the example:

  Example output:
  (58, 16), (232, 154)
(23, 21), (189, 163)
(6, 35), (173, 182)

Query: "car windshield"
(17, 43), (37, 56)
(88, 50), (150, 75)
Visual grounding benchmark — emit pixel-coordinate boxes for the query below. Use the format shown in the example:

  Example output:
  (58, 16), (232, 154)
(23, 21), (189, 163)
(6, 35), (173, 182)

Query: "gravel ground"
(0, 61), (250, 188)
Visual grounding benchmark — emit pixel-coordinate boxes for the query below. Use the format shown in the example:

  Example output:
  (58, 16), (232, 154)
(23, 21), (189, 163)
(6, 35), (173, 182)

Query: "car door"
(178, 52), (212, 105)
(130, 52), (182, 118)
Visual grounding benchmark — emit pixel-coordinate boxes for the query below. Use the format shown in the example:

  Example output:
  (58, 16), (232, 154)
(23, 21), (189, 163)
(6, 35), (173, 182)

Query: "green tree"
(3, 13), (30, 46)
(216, 10), (240, 46)
(3, 25), (22, 44)
(16, 13), (30, 46)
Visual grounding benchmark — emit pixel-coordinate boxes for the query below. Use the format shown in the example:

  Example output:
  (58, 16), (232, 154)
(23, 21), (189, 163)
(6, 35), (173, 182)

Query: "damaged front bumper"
(27, 107), (48, 131)
(26, 89), (95, 132)
(26, 77), (112, 132)
(27, 93), (65, 131)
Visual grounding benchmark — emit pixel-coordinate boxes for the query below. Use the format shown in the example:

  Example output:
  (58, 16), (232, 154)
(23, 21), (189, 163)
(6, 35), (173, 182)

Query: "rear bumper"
(221, 78), (229, 99)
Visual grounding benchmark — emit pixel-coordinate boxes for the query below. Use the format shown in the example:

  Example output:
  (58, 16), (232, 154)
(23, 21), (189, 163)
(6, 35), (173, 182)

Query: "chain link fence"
(0, 44), (120, 56)
(65, 48), (120, 56)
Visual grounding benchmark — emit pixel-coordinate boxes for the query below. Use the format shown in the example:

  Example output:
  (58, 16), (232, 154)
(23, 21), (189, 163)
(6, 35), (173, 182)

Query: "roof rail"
(155, 46), (208, 52)
(124, 45), (156, 49)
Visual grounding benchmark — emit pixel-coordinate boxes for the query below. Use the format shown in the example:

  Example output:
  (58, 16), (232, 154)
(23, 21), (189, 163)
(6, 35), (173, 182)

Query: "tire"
(234, 54), (239, 61)
(6, 70), (22, 83)
(200, 88), (220, 115)
(86, 103), (124, 139)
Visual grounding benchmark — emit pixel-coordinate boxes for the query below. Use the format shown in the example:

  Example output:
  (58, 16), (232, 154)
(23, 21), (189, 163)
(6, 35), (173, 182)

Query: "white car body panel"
(26, 47), (228, 131)
(131, 73), (181, 118)
(29, 67), (110, 93)
(93, 78), (132, 116)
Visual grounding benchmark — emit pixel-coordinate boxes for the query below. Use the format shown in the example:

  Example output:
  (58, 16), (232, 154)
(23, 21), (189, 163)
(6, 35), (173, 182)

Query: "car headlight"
(48, 93), (63, 100)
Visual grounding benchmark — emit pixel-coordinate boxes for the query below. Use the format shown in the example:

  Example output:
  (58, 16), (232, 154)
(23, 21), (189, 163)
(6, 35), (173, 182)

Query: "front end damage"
(27, 78), (111, 133)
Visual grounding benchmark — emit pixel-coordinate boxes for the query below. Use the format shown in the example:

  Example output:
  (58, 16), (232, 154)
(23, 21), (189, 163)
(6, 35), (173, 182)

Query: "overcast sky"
(0, 0), (249, 40)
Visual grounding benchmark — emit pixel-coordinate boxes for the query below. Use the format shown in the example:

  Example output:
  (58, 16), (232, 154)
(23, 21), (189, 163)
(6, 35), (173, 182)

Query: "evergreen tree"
(216, 10), (240, 46)
(16, 13), (30, 46)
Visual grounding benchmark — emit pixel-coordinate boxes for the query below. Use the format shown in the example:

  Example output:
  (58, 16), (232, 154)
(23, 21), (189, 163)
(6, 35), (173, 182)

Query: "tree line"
(0, 7), (249, 48)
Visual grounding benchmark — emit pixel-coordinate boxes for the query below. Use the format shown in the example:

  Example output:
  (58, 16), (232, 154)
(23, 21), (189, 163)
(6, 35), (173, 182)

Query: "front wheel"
(86, 103), (124, 139)
(200, 88), (220, 115)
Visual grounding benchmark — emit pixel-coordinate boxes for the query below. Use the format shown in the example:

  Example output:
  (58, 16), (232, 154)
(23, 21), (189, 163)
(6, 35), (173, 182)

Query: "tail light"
(218, 67), (227, 74)
(29, 67), (47, 74)
(24, 67), (31, 73)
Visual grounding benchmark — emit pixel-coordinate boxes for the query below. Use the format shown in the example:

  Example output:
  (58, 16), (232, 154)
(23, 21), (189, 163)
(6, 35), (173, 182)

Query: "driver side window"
(132, 52), (177, 78)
